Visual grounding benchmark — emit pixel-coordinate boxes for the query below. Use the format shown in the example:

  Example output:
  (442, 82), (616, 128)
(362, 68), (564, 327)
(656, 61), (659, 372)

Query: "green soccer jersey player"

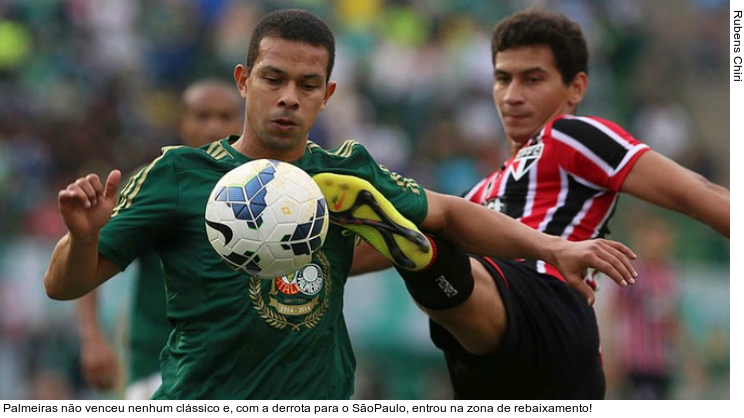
(46, 9), (637, 399)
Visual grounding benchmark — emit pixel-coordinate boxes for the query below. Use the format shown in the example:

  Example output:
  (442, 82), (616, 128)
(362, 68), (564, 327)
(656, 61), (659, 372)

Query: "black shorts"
(430, 257), (605, 400)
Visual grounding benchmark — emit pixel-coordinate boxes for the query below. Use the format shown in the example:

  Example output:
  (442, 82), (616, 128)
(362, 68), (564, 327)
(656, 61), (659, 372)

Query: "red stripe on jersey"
(565, 193), (613, 241)
(552, 141), (614, 188)
(543, 263), (565, 283)
(482, 257), (509, 287)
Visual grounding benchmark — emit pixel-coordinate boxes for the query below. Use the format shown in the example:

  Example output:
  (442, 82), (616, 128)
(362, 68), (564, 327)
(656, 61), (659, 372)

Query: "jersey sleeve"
(98, 147), (181, 269)
(548, 116), (650, 191)
(329, 142), (428, 225)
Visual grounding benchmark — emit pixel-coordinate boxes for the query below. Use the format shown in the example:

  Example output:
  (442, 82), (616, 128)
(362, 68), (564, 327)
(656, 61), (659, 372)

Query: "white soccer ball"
(204, 159), (329, 279)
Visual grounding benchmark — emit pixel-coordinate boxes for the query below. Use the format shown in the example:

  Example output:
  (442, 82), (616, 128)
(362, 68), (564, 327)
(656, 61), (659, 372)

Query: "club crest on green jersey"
(248, 251), (331, 332)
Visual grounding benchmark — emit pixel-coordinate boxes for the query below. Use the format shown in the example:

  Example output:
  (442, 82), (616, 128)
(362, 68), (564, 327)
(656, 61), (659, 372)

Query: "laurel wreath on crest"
(248, 251), (332, 332)
(249, 281), (288, 330)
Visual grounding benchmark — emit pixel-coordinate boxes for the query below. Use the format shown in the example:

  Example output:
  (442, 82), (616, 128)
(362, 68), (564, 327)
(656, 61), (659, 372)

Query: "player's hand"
(80, 334), (121, 391)
(58, 170), (121, 241)
(552, 238), (637, 306)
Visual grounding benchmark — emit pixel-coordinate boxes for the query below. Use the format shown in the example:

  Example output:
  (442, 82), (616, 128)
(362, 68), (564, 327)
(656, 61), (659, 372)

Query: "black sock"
(396, 234), (474, 310)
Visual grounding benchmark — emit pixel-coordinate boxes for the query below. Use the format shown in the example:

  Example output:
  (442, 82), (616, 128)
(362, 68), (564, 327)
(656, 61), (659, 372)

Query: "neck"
(507, 138), (523, 157)
(506, 108), (575, 157)
(231, 133), (307, 162)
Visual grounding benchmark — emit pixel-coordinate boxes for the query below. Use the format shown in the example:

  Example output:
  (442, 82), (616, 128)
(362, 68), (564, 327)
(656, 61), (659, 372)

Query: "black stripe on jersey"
(552, 118), (627, 169)
(594, 199), (618, 239)
(543, 174), (600, 237)
(502, 171), (529, 219)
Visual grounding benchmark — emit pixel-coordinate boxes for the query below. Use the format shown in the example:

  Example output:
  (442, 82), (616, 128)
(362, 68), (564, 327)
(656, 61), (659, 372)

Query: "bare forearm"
(431, 194), (562, 264)
(684, 178), (729, 237)
(78, 291), (104, 341)
(44, 234), (102, 300)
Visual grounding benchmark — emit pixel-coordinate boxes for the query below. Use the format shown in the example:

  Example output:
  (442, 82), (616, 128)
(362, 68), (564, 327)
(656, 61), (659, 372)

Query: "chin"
(261, 135), (303, 151)
(504, 129), (533, 144)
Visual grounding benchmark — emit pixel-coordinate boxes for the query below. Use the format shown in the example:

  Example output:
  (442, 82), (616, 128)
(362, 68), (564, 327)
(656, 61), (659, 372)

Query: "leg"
(423, 256), (508, 356)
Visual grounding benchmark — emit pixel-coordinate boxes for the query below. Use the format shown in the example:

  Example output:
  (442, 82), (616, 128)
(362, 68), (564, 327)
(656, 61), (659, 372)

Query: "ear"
(567, 72), (588, 108)
(234, 64), (249, 99)
(319, 81), (337, 111)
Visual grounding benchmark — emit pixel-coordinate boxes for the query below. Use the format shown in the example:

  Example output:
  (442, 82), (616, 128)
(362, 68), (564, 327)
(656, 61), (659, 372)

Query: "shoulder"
(156, 141), (238, 169)
(306, 139), (369, 159)
(304, 140), (375, 167)
(545, 115), (640, 147)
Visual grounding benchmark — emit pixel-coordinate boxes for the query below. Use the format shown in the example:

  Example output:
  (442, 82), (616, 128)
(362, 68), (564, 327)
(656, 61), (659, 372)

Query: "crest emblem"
(249, 251), (331, 332)
(508, 143), (543, 180)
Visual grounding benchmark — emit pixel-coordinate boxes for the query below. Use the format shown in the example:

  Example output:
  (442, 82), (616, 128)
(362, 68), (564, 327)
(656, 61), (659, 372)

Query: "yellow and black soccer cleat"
(313, 173), (432, 270)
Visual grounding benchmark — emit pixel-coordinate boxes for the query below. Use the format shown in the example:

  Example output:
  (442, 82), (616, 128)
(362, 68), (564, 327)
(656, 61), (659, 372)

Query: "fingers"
(566, 273), (595, 306)
(604, 239), (637, 260)
(104, 170), (121, 200)
(592, 250), (634, 287)
(77, 177), (99, 207)
(86, 173), (104, 196)
(58, 171), (121, 209)
(597, 240), (637, 282)
(59, 181), (95, 208)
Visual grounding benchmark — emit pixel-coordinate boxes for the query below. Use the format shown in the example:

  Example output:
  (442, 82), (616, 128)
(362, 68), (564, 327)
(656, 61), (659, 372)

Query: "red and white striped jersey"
(465, 114), (650, 281)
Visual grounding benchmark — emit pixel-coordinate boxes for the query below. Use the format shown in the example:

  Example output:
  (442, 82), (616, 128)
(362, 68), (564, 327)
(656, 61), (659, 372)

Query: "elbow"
(44, 271), (75, 301)
(44, 272), (64, 300)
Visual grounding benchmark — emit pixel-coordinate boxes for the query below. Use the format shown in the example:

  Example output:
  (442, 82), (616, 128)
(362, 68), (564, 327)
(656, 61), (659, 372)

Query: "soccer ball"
(204, 159), (329, 279)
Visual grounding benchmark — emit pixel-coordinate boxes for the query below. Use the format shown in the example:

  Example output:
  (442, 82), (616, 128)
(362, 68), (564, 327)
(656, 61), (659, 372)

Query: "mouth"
(272, 117), (298, 126)
(269, 117), (299, 132)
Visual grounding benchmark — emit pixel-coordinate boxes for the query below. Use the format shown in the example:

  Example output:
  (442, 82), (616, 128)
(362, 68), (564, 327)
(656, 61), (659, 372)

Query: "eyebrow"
(494, 67), (549, 76)
(260, 65), (324, 81)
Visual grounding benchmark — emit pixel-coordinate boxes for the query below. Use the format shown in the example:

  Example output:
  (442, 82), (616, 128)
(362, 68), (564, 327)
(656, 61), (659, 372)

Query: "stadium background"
(0, 0), (729, 400)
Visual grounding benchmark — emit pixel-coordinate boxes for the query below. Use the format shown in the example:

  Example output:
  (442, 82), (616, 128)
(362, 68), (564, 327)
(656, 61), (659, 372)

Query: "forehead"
(254, 37), (329, 78)
(494, 45), (558, 73)
(185, 87), (240, 112)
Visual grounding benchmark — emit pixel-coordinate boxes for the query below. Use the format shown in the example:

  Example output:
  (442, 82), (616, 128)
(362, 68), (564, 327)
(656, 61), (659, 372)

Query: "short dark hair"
(246, 9), (335, 82)
(491, 9), (588, 85)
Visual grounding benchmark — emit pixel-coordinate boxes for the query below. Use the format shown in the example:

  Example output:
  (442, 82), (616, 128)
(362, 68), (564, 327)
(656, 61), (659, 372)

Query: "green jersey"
(98, 137), (427, 399)
(127, 246), (171, 384)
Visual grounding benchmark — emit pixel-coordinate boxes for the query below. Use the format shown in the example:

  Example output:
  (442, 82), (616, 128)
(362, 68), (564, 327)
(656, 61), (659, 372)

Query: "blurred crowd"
(0, 0), (731, 236)
(0, 0), (730, 400)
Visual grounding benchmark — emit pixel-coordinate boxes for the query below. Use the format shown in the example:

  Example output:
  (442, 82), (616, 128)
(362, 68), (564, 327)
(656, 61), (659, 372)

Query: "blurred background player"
(76, 79), (242, 398)
(605, 215), (680, 399)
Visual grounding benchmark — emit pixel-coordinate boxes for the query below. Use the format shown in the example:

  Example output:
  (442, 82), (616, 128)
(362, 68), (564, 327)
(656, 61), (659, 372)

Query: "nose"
(502, 81), (525, 106)
(278, 82), (300, 110)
